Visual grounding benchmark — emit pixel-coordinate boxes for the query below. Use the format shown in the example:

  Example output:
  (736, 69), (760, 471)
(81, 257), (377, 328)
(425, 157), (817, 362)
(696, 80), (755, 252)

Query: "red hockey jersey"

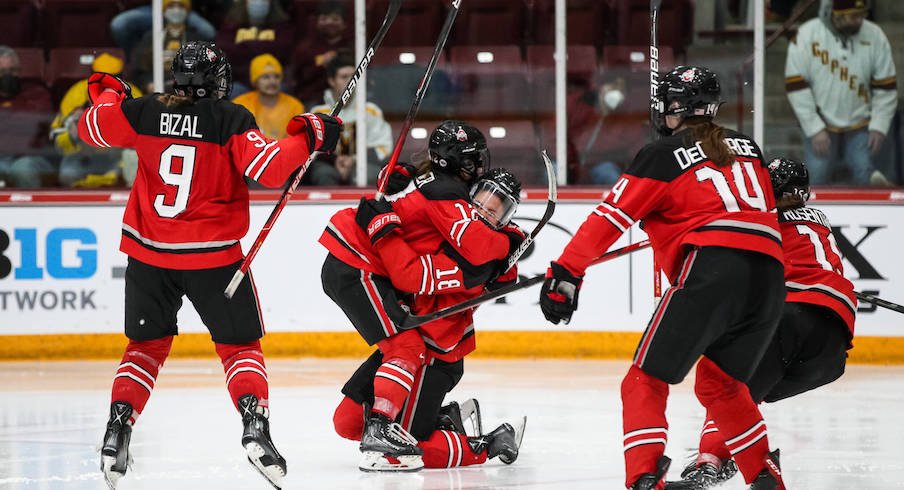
(319, 169), (514, 361)
(78, 91), (313, 269)
(557, 128), (784, 283)
(779, 206), (856, 337)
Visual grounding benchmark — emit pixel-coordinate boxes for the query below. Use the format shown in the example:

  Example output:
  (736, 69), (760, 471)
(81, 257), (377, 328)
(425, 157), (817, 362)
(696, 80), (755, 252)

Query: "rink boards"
(0, 188), (902, 362)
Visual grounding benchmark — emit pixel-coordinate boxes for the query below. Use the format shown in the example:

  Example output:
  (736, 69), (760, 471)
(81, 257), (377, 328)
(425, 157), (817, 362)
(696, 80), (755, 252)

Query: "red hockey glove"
(378, 162), (417, 195)
(286, 113), (343, 153)
(87, 72), (133, 105)
(355, 197), (401, 245)
(539, 261), (583, 325)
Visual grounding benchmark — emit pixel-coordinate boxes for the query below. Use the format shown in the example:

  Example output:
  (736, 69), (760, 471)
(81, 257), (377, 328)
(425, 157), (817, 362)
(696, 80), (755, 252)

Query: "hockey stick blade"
(506, 150), (557, 270)
(225, 0), (402, 299)
(855, 291), (904, 314)
(376, 0), (462, 198)
(401, 240), (652, 329)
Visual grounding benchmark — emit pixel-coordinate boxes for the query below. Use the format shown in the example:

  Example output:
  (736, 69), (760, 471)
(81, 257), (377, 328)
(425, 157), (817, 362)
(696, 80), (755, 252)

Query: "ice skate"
(100, 401), (133, 490)
(358, 412), (424, 472)
(748, 449), (785, 490)
(665, 454), (738, 489)
(468, 416), (526, 464)
(630, 456), (672, 490)
(436, 398), (482, 437)
(239, 395), (287, 489)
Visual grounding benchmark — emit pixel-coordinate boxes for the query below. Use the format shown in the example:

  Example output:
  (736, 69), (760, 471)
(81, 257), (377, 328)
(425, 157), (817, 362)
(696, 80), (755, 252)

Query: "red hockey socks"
(698, 414), (732, 462)
(215, 341), (269, 412)
(695, 357), (770, 484)
(420, 430), (488, 468)
(373, 330), (426, 419)
(111, 336), (174, 424)
(621, 364), (669, 488)
(333, 396), (365, 441)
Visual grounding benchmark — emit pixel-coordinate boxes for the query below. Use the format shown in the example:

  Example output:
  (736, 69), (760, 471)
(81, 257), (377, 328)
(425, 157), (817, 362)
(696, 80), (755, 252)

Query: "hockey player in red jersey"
(77, 41), (342, 489)
(319, 122), (525, 471)
(667, 158), (856, 490)
(539, 66), (787, 490)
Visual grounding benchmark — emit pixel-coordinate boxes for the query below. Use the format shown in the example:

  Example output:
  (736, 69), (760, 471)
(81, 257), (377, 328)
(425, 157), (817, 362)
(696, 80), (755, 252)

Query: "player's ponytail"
(687, 118), (734, 167)
(157, 93), (194, 108)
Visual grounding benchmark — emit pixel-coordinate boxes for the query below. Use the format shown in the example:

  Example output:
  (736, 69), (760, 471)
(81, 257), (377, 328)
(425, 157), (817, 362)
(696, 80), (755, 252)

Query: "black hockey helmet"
(470, 167), (521, 230)
(767, 157), (810, 201)
(172, 41), (232, 100)
(653, 65), (723, 135)
(428, 120), (490, 183)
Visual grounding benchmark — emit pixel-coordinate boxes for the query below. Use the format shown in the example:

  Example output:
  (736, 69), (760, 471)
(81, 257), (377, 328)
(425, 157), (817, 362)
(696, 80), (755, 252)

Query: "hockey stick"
(855, 291), (904, 314)
(505, 150), (557, 270)
(375, 0), (462, 198)
(224, 0), (402, 299)
(401, 240), (652, 329)
(649, 0), (663, 302)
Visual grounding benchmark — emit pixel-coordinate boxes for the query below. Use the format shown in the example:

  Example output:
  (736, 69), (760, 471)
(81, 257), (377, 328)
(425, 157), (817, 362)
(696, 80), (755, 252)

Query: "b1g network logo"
(0, 227), (98, 311)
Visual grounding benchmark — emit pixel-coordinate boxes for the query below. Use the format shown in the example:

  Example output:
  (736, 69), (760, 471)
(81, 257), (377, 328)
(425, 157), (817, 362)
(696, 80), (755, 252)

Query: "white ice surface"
(0, 359), (902, 489)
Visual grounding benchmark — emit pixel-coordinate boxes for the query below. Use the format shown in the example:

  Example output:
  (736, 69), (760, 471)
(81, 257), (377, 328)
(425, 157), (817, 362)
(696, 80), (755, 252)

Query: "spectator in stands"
(0, 46), (55, 188)
(292, 1), (351, 107)
(785, 0), (898, 185)
(233, 54), (305, 139)
(50, 53), (142, 188)
(566, 75), (647, 184)
(217, 0), (294, 97)
(130, 0), (214, 94)
(111, 0), (216, 62)
(306, 51), (392, 186)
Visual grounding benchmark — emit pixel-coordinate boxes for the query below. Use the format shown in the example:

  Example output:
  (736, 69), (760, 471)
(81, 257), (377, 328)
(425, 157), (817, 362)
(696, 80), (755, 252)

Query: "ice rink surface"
(0, 358), (902, 490)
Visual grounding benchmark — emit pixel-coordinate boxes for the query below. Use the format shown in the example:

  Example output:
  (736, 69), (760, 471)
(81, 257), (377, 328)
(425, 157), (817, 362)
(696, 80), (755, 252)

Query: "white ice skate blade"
(101, 456), (124, 490)
(358, 452), (424, 473)
(245, 441), (285, 489)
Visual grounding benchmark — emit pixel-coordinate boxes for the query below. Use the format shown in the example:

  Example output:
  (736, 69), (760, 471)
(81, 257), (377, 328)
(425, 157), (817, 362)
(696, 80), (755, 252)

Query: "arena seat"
(47, 47), (125, 104)
(41, 0), (120, 48)
(368, 0), (443, 47)
(472, 120), (543, 184)
(602, 45), (675, 75)
(0, 0), (40, 47)
(371, 46), (441, 68)
(448, 45), (528, 118)
(450, 0), (526, 46)
(15, 48), (45, 84)
(526, 44), (598, 84)
(613, 0), (692, 56)
(530, 0), (613, 48)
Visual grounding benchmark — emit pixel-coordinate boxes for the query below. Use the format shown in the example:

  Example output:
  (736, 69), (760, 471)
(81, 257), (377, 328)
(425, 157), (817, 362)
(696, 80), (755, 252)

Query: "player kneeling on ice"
(319, 123), (526, 472)
(540, 66), (788, 490)
(78, 41), (342, 489)
(666, 158), (856, 490)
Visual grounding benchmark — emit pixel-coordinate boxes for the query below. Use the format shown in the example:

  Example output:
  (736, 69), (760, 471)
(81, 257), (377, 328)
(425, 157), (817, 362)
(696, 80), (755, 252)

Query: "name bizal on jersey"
(673, 137), (758, 169)
(159, 113), (203, 139)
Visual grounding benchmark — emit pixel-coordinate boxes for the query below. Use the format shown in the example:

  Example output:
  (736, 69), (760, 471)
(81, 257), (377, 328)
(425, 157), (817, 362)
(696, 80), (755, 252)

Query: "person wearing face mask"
(292, 1), (352, 107)
(217, 0), (294, 97)
(0, 45), (55, 188)
(109, 1), (215, 62)
(565, 74), (648, 184)
(785, 0), (897, 185)
(130, 0), (213, 95)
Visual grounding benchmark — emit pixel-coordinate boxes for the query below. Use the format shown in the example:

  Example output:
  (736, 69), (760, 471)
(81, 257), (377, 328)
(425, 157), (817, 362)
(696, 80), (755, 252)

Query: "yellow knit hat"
(163, 0), (191, 9)
(249, 54), (283, 85)
(92, 52), (124, 75)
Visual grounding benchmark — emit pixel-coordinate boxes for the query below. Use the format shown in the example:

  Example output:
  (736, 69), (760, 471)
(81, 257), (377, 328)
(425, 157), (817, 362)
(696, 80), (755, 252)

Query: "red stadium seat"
(371, 46), (441, 68)
(613, 0), (693, 56)
(472, 120), (543, 184)
(41, 0), (120, 48)
(448, 45), (528, 118)
(0, 0), (40, 47)
(15, 48), (45, 84)
(526, 45), (598, 83)
(530, 0), (613, 48)
(451, 0), (526, 46)
(368, 0), (443, 47)
(47, 47), (125, 104)
(602, 45), (675, 74)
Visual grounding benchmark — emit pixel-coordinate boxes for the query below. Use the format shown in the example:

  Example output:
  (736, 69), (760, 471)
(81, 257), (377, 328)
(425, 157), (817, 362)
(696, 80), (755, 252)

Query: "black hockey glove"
(87, 72), (133, 105)
(539, 261), (583, 325)
(378, 162), (417, 195)
(355, 197), (401, 245)
(287, 113), (343, 153)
